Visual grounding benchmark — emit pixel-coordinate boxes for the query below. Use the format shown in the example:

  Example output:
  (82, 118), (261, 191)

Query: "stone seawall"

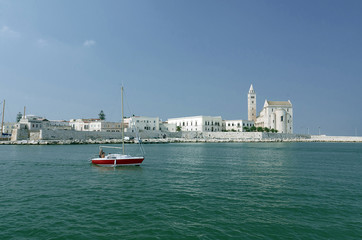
(4, 129), (362, 144)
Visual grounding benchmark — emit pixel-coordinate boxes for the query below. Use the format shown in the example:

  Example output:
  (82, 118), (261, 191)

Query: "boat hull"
(92, 157), (144, 167)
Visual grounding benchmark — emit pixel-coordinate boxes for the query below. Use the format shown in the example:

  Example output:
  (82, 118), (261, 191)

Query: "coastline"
(1, 136), (362, 145)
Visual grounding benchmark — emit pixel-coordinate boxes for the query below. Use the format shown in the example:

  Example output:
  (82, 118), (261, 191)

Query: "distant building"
(223, 120), (254, 132)
(255, 100), (293, 133)
(159, 121), (177, 132)
(167, 116), (222, 132)
(248, 84), (257, 122)
(2, 122), (16, 135)
(15, 115), (71, 131)
(124, 116), (160, 132)
(248, 84), (293, 133)
(70, 119), (125, 132)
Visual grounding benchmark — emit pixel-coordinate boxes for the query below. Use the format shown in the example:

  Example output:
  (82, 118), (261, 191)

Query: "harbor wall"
(39, 129), (182, 141)
(9, 128), (362, 143)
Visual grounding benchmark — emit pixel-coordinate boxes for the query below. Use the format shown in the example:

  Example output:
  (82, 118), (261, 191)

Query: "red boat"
(92, 152), (144, 167)
(91, 86), (145, 167)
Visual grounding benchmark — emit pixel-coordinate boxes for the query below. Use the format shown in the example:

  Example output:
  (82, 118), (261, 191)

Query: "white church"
(248, 84), (293, 134)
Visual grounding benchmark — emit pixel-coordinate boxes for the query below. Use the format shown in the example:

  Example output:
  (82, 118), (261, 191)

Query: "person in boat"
(99, 148), (105, 158)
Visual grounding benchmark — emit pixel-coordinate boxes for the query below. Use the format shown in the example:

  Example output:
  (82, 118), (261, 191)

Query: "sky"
(1, 0), (362, 136)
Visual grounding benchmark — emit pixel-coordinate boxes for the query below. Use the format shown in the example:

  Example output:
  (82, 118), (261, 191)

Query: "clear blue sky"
(1, 0), (361, 136)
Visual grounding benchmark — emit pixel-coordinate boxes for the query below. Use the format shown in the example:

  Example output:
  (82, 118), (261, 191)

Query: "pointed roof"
(248, 84), (255, 94)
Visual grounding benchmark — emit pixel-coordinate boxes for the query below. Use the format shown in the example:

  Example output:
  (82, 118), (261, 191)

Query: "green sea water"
(0, 143), (361, 239)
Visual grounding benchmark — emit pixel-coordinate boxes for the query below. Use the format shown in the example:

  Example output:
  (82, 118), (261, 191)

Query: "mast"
(121, 86), (125, 154)
(1, 100), (4, 135)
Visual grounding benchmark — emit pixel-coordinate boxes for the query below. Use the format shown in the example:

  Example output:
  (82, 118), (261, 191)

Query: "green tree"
(257, 127), (264, 132)
(98, 110), (106, 120)
(16, 112), (22, 122)
(264, 127), (270, 132)
(176, 126), (182, 132)
(243, 126), (250, 132)
(250, 126), (257, 132)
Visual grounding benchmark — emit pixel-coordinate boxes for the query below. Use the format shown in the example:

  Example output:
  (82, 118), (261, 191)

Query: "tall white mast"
(121, 86), (125, 155)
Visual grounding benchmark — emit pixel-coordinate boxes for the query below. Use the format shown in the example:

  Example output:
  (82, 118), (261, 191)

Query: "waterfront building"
(249, 84), (294, 134)
(70, 119), (125, 132)
(223, 120), (255, 132)
(255, 100), (293, 133)
(167, 116), (222, 132)
(2, 122), (16, 134)
(15, 115), (72, 131)
(123, 116), (160, 133)
(159, 121), (177, 132)
(248, 84), (257, 122)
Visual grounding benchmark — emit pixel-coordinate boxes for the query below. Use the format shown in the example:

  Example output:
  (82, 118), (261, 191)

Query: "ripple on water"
(0, 143), (362, 239)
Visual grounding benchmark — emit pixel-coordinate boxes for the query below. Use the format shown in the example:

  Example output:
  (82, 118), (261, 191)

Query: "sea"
(0, 142), (361, 240)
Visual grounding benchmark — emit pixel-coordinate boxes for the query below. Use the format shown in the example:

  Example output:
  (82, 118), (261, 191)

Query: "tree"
(176, 126), (182, 132)
(98, 110), (106, 120)
(264, 127), (270, 132)
(243, 126), (250, 132)
(257, 127), (264, 132)
(16, 112), (22, 122)
(250, 126), (257, 132)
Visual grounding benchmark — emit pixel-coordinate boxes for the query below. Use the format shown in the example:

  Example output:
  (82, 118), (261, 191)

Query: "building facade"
(255, 100), (293, 133)
(2, 122), (16, 135)
(124, 116), (160, 133)
(70, 119), (125, 132)
(167, 116), (222, 132)
(223, 120), (254, 132)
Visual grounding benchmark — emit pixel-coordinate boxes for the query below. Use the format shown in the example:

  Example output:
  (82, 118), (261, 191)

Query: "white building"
(2, 122), (16, 135)
(248, 84), (257, 122)
(70, 119), (125, 132)
(124, 116), (160, 133)
(224, 120), (254, 132)
(255, 100), (293, 133)
(167, 116), (222, 132)
(16, 115), (45, 131)
(159, 121), (177, 132)
(15, 115), (71, 131)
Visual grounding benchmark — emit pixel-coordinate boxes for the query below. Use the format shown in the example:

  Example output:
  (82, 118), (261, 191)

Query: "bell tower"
(248, 84), (256, 122)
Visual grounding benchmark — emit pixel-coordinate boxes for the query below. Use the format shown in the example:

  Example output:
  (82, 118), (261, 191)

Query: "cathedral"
(248, 84), (293, 134)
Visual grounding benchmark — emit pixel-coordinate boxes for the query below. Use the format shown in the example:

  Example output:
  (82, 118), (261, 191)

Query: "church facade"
(248, 85), (293, 134)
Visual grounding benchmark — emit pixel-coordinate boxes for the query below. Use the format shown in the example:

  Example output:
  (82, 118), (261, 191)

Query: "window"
(251, 96), (255, 99)
(281, 116), (284, 122)
(252, 101), (254, 103)
(195, 121), (197, 126)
